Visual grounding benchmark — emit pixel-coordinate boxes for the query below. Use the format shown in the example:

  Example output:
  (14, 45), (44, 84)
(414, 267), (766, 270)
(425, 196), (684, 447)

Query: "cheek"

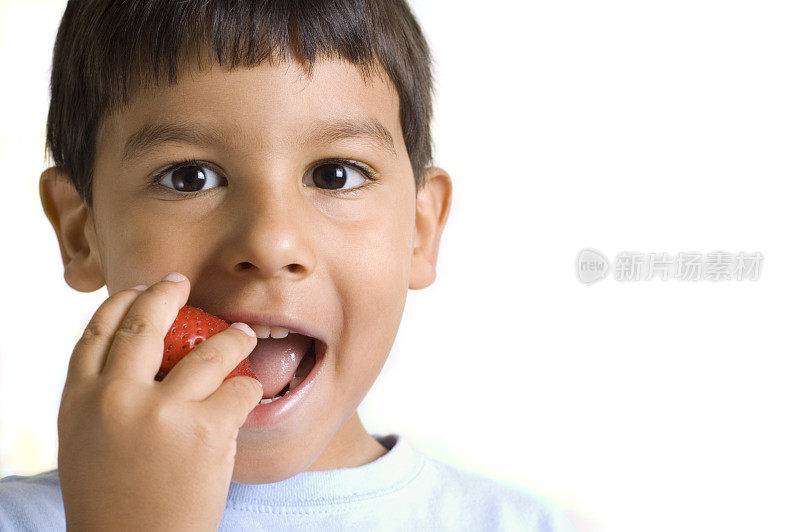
(96, 202), (200, 289)
(338, 205), (413, 301)
(332, 212), (413, 373)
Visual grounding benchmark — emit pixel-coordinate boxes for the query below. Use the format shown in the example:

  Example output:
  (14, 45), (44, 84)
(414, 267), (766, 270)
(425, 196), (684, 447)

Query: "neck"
(305, 412), (388, 471)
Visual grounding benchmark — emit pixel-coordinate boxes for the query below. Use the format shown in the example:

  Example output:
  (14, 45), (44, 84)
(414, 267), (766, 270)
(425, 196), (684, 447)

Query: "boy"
(0, 0), (573, 529)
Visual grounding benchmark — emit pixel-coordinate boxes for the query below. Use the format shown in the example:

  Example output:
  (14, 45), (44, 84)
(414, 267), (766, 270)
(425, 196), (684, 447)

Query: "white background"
(1, 1), (799, 531)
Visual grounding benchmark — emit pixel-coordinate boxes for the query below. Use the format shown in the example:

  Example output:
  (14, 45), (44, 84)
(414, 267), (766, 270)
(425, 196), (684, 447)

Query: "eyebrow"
(121, 117), (396, 163)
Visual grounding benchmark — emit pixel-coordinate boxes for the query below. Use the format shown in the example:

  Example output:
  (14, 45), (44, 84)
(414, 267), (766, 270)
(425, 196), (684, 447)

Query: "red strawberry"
(155, 305), (259, 383)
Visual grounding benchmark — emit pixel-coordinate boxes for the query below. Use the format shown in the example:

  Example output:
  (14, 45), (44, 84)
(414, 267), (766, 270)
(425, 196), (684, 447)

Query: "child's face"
(46, 56), (451, 482)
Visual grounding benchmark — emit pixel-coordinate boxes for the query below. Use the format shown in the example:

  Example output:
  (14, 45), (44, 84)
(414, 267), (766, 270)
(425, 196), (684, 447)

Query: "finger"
(65, 285), (149, 386)
(203, 375), (263, 430)
(101, 273), (190, 383)
(159, 322), (257, 401)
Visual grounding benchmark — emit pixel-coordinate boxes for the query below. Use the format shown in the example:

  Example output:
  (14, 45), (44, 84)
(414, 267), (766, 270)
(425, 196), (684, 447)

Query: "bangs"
(47, 0), (433, 206)
(102, 0), (383, 110)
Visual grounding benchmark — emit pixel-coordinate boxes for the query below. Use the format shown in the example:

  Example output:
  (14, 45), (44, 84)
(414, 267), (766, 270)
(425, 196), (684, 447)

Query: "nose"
(220, 176), (316, 281)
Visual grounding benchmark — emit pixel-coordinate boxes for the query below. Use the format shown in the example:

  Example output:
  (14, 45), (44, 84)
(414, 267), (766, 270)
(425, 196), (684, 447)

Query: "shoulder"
(0, 469), (66, 530)
(416, 456), (575, 532)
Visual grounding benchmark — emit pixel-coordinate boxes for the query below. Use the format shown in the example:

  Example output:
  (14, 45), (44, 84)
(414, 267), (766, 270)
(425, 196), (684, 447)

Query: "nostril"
(236, 262), (256, 271)
(235, 263), (303, 273)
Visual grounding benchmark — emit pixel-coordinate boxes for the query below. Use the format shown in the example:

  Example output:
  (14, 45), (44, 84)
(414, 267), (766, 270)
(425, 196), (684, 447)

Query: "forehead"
(97, 57), (402, 161)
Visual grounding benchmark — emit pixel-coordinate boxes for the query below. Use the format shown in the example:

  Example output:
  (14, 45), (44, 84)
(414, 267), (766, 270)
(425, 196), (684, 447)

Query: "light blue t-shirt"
(0, 434), (574, 531)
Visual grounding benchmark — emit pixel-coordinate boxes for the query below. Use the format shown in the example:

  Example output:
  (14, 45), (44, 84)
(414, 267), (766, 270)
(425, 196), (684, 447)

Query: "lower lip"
(240, 339), (326, 430)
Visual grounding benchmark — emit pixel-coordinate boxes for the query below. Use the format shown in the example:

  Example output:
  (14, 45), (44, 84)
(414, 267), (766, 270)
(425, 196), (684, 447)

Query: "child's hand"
(56, 274), (262, 531)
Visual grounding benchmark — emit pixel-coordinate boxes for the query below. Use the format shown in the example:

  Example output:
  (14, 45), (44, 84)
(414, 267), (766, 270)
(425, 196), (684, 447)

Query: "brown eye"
(307, 162), (366, 192)
(158, 164), (224, 193)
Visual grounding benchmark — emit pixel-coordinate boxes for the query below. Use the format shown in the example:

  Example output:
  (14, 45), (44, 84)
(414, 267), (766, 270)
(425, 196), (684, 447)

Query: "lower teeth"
(259, 383), (290, 404)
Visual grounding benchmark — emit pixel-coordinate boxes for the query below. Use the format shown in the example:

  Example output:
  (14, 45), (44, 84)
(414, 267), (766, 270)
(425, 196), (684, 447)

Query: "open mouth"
(253, 335), (323, 405)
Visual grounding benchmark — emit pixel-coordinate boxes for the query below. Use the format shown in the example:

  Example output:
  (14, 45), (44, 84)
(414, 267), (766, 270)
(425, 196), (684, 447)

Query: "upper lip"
(215, 310), (327, 348)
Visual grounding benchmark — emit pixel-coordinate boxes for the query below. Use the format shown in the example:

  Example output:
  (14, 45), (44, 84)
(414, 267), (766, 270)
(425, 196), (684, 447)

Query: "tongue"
(249, 334), (313, 398)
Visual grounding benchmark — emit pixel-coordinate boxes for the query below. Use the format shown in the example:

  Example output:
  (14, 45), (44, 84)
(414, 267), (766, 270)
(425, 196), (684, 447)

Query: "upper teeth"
(250, 324), (293, 339)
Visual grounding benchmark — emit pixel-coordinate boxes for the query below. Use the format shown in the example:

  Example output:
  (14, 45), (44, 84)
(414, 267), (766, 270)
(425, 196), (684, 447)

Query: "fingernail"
(162, 272), (187, 283)
(253, 380), (264, 405)
(230, 322), (256, 337)
(131, 285), (148, 291)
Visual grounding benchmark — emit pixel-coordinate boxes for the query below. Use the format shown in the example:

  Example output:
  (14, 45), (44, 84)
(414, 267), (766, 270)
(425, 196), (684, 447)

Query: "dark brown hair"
(46, 0), (436, 207)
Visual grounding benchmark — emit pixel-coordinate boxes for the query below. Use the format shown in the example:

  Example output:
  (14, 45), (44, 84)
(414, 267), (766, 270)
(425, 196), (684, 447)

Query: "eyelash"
(148, 157), (379, 198)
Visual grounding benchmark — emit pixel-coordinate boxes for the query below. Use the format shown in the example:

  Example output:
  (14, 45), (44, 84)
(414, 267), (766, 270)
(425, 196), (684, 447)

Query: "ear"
(409, 166), (453, 289)
(39, 167), (105, 292)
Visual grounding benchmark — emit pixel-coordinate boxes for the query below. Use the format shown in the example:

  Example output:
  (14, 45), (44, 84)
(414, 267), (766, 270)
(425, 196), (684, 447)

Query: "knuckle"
(96, 379), (134, 424)
(223, 439), (237, 468)
(57, 387), (81, 423)
(97, 377), (129, 405)
(191, 344), (225, 368)
(78, 320), (113, 344)
(148, 401), (175, 430)
(116, 314), (157, 339)
(146, 403), (189, 445)
(190, 419), (220, 452)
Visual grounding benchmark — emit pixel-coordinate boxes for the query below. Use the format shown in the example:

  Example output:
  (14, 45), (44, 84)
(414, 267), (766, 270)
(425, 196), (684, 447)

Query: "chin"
(230, 453), (310, 485)
(230, 435), (323, 484)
